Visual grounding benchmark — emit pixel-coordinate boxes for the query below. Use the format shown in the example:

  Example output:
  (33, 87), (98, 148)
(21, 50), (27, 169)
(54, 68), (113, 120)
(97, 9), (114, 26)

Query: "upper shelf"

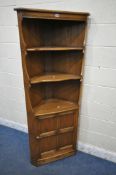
(30, 73), (82, 84)
(26, 47), (84, 52)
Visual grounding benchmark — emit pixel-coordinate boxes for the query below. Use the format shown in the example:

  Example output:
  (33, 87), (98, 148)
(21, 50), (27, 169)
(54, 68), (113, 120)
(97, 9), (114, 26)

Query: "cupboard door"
(34, 111), (78, 162)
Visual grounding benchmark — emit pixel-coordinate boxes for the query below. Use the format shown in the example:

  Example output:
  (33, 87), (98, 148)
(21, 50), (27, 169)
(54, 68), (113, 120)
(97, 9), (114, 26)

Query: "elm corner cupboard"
(15, 8), (89, 166)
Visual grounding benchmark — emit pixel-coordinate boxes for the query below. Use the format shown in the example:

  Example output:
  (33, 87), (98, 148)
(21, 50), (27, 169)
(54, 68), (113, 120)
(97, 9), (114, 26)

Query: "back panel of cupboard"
(15, 8), (89, 166)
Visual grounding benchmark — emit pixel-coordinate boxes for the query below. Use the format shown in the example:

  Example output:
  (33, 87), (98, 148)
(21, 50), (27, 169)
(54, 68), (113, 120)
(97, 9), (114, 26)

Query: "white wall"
(0, 0), (116, 161)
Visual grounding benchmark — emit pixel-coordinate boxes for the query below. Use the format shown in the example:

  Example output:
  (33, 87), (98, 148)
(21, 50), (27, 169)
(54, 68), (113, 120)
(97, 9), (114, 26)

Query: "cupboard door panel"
(59, 113), (74, 129)
(40, 135), (57, 153)
(59, 132), (74, 148)
(40, 117), (57, 134)
(35, 117), (57, 134)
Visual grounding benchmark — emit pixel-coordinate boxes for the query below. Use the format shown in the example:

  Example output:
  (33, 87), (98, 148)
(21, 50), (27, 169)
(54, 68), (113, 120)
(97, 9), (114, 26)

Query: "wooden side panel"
(26, 52), (45, 77)
(29, 84), (44, 107)
(16, 12), (39, 164)
(22, 19), (43, 47)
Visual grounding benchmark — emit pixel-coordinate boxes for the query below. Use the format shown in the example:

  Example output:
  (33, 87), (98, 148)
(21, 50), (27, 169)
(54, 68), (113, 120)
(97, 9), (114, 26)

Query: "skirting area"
(0, 117), (116, 164)
(0, 124), (116, 175)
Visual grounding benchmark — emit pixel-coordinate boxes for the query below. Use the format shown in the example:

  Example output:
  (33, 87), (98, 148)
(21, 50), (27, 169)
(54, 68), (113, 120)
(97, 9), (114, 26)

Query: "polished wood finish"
(15, 8), (89, 15)
(31, 73), (81, 84)
(27, 47), (83, 52)
(15, 8), (89, 166)
(21, 19), (86, 47)
(15, 8), (89, 21)
(33, 98), (78, 116)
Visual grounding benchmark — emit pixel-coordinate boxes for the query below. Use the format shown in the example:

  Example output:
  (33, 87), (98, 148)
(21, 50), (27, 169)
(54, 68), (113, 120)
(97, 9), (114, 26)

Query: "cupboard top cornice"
(14, 8), (89, 21)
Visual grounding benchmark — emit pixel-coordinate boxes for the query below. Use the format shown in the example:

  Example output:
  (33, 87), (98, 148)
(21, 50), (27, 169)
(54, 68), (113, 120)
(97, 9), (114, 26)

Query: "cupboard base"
(31, 149), (77, 166)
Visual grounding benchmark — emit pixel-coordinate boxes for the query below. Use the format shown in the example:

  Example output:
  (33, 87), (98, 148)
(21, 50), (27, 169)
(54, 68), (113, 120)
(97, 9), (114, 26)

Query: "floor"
(0, 125), (116, 175)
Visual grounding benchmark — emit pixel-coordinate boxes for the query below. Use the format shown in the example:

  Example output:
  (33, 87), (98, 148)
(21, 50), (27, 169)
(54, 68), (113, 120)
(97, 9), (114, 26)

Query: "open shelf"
(22, 19), (86, 48)
(33, 98), (78, 117)
(27, 47), (84, 52)
(30, 73), (81, 84)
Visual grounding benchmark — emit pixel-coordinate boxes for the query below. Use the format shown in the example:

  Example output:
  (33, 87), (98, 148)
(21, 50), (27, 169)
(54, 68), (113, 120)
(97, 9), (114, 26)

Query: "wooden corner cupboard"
(15, 8), (89, 166)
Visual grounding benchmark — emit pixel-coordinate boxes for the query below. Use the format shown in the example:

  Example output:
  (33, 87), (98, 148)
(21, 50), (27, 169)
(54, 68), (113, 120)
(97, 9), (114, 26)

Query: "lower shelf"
(33, 98), (78, 117)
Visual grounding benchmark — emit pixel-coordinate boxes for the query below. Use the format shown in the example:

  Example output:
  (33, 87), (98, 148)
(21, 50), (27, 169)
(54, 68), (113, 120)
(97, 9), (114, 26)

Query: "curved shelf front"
(30, 73), (81, 84)
(27, 46), (84, 52)
(33, 98), (78, 117)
